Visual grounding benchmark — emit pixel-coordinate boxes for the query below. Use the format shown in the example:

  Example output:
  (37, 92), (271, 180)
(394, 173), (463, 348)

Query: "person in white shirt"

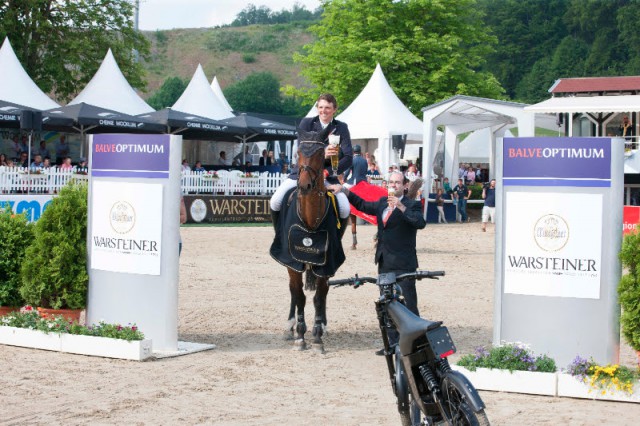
(217, 151), (232, 166)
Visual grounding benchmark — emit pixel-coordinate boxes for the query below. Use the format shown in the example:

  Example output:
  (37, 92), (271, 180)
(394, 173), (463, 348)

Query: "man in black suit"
(258, 149), (272, 166)
(328, 171), (426, 317)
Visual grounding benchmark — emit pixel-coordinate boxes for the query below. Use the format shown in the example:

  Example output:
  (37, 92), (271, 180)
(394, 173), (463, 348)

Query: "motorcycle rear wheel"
(441, 376), (490, 426)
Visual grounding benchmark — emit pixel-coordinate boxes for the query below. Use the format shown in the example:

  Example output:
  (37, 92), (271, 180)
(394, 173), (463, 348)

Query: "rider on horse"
(269, 93), (353, 229)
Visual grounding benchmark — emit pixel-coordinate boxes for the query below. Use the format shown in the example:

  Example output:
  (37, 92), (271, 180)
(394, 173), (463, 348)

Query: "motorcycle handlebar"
(328, 270), (445, 288)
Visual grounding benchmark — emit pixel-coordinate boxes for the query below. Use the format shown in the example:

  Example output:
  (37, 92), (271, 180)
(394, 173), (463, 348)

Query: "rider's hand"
(325, 144), (339, 158)
(327, 184), (341, 193)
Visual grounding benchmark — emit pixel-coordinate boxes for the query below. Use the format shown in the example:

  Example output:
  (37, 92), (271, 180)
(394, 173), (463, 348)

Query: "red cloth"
(349, 181), (389, 225)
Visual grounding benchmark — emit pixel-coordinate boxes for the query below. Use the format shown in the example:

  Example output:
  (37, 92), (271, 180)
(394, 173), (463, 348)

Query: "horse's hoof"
(312, 344), (325, 354)
(293, 339), (307, 351)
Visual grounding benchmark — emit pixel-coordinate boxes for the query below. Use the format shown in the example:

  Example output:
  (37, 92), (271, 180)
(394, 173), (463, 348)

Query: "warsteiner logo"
(533, 214), (569, 252)
(109, 201), (135, 234)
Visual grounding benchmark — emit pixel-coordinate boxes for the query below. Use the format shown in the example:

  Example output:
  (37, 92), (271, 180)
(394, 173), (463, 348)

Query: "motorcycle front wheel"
(441, 376), (490, 426)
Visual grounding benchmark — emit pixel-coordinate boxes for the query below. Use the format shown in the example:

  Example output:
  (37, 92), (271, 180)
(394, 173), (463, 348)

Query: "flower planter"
(0, 306), (19, 316)
(0, 326), (152, 361)
(0, 326), (61, 351)
(60, 334), (152, 360)
(557, 373), (640, 403)
(37, 307), (83, 323)
(453, 365), (557, 396)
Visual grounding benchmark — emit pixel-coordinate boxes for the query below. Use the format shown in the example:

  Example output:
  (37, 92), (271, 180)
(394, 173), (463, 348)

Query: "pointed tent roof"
(336, 64), (423, 141)
(210, 76), (234, 113)
(68, 49), (154, 115)
(0, 37), (59, 110)
(172, 65), (234, 120)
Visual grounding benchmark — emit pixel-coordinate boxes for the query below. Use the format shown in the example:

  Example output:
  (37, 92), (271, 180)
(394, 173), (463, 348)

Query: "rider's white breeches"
(270, 178), (350, 218)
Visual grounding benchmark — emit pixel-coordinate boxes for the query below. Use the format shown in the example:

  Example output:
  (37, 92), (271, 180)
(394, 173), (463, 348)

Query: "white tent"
(210, 76), (234, 113)
(69, 49), (153, 115)
(336, 64), (423, 173)
(0, 37), (59, 109)
(459, 128), (515, 164)
(173, 65), (234, 120)
(422, 95), (543, 193)
(305, 102), (318, 118)
(174, 66), (236, 164)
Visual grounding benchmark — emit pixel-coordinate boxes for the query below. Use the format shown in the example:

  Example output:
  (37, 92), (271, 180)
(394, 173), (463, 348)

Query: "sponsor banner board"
(504, 191), (602, 298)
(623, 205), (640, 235)
(184, 195), (271, 224)
(90, 181), (163, 275)
(91, 134), (170, 179)
(0, 194), (53, 221)
(503, 137), (610, 187)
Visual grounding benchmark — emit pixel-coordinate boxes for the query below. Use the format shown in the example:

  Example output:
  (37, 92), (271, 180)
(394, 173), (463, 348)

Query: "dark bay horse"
(275, 128), (346, 354)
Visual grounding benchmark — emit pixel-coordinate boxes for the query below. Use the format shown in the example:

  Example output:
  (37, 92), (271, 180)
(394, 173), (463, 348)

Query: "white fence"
(181, 170), (289, 196)
(0, 167), (289, 196)
(0, 167), (88, 194)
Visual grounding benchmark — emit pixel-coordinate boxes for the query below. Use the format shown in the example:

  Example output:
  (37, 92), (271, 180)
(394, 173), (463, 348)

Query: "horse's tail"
(304, 270), (316, 291)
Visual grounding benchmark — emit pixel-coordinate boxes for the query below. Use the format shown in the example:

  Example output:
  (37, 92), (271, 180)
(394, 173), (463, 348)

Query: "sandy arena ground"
(1, 221), (640, 425)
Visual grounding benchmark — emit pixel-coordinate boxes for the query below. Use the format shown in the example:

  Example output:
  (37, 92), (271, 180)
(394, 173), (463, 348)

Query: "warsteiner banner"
(90, 181), (163, 275)
(504, 191), (602, 299)
(185, 195), (271, 223)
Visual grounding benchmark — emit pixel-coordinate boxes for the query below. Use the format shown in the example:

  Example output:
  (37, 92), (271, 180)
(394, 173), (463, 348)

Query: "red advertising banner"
(623, 205), (640, 235)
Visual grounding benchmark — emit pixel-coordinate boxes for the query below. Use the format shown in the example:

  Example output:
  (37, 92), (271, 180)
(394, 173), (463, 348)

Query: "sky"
(137, 0), (321, 31)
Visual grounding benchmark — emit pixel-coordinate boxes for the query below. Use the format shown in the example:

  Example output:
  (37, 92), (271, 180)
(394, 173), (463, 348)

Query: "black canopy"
(137, 108), (245, 141)
(43, 102), (165, 134)
(219, 113), (298, 143)
(0, 100), (31, 128)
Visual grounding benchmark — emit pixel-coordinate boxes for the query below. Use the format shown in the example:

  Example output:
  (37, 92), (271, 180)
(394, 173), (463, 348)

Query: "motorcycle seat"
(388, 300), (442, 356)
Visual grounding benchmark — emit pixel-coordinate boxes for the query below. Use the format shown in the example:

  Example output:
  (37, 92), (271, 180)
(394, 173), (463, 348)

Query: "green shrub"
(618, 231), (640, 351)
(0, 207), (33, 307)
(20, 181), (88, 309)
(242, 53), (256, 63)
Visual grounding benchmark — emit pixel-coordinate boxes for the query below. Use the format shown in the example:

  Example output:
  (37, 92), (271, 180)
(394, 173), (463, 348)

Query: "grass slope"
(140, 23), (314, 97)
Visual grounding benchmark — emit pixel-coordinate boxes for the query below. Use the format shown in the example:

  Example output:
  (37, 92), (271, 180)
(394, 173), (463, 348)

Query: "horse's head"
(296, 127), (330, 195)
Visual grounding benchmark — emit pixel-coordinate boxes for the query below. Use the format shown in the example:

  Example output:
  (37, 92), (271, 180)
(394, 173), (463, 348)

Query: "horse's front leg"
(311, 277), (329, 354)
(288, 269), (307, 350)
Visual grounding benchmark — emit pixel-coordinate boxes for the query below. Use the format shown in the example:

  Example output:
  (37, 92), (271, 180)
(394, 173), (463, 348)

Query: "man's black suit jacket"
(259, 157), (272, 166)
(347, 192), (426, 272)
(289, 115), (352, 180)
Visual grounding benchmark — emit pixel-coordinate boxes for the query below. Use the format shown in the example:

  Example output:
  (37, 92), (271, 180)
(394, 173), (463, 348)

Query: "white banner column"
(87, 134), (182, 352)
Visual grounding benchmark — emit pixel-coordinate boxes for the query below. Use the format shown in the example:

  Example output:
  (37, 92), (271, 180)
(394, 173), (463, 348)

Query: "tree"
(147, 77), (187, 110)
(223, 71), (307, 116)
(291, 0), (504, 114)
(0, 0), (150, 102)
(477, 0), (569, 99)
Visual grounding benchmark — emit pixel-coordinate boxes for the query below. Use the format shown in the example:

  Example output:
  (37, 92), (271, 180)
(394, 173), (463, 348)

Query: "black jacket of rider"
(288, 116), (353, 182)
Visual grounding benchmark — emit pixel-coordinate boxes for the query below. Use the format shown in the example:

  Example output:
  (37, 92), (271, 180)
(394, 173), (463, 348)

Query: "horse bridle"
(297, 141), (326, 194)
(297, 141), (327, 230)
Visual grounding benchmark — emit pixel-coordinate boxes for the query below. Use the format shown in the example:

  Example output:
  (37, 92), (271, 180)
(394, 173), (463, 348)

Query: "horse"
(270, 128), (346, 354)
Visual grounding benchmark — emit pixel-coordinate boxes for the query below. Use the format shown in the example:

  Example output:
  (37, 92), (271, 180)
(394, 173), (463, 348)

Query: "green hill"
(141, 23), (315, 98)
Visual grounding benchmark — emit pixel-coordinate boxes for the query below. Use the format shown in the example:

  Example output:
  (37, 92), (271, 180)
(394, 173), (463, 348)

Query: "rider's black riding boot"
(270, 210), (280, 232)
